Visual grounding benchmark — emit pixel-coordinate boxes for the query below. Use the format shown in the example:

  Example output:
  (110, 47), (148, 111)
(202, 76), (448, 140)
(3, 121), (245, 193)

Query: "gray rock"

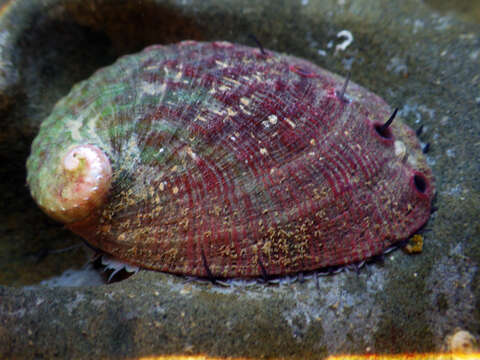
(0, 0), (479, 358)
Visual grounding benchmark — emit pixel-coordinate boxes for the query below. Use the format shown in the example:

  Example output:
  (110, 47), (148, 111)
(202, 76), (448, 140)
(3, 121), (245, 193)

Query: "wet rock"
(0, 0), (479, 358)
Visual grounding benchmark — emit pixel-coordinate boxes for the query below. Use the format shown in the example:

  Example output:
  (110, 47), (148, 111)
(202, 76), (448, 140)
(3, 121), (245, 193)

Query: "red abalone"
(26, 41), (435, 278)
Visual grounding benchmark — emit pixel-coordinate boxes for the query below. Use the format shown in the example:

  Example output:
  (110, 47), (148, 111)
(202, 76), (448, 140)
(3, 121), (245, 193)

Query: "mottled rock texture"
(0, 0), (479, 359)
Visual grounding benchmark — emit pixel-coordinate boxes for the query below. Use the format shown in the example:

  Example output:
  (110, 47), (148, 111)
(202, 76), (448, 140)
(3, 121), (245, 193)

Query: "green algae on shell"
(26, 41), (435, 279)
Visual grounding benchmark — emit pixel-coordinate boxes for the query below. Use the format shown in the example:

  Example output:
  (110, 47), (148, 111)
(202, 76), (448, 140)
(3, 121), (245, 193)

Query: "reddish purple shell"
(27, 41), (435, 278)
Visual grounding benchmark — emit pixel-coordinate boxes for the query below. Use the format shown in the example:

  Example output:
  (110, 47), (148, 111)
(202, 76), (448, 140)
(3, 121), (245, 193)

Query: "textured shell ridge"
(26, 41), (435, 279)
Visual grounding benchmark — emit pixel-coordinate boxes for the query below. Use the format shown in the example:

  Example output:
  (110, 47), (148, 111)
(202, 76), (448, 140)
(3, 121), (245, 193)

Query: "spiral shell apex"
(27, 144), (112, 223)
(27, 41), (435, 279)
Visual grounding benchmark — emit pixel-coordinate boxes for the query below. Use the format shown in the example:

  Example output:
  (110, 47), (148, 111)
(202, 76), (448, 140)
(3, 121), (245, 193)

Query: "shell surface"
(27, 41), (435, 278)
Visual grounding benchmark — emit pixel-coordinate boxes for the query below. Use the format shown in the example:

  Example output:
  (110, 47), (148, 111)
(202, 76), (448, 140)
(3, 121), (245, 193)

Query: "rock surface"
(0, 0), (479, 358)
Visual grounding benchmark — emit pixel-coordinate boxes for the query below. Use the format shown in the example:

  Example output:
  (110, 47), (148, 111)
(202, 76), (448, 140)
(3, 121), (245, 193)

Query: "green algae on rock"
(26, 41), (435, 279)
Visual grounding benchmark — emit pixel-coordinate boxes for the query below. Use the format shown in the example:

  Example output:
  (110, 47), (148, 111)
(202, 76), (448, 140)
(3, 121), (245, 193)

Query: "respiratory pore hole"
(413, 174), (427, 193)
(374, 123), (393, 140)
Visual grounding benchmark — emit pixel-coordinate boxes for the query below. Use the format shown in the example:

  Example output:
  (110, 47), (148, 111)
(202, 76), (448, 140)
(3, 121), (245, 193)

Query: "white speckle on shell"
(394, 140), (407, 160)
(141, 81), (167, 97)
(268, 114), (278, 125)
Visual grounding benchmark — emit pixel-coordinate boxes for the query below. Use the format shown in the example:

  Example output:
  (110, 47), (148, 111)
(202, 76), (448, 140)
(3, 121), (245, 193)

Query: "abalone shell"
(26, 41), (435, 278)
